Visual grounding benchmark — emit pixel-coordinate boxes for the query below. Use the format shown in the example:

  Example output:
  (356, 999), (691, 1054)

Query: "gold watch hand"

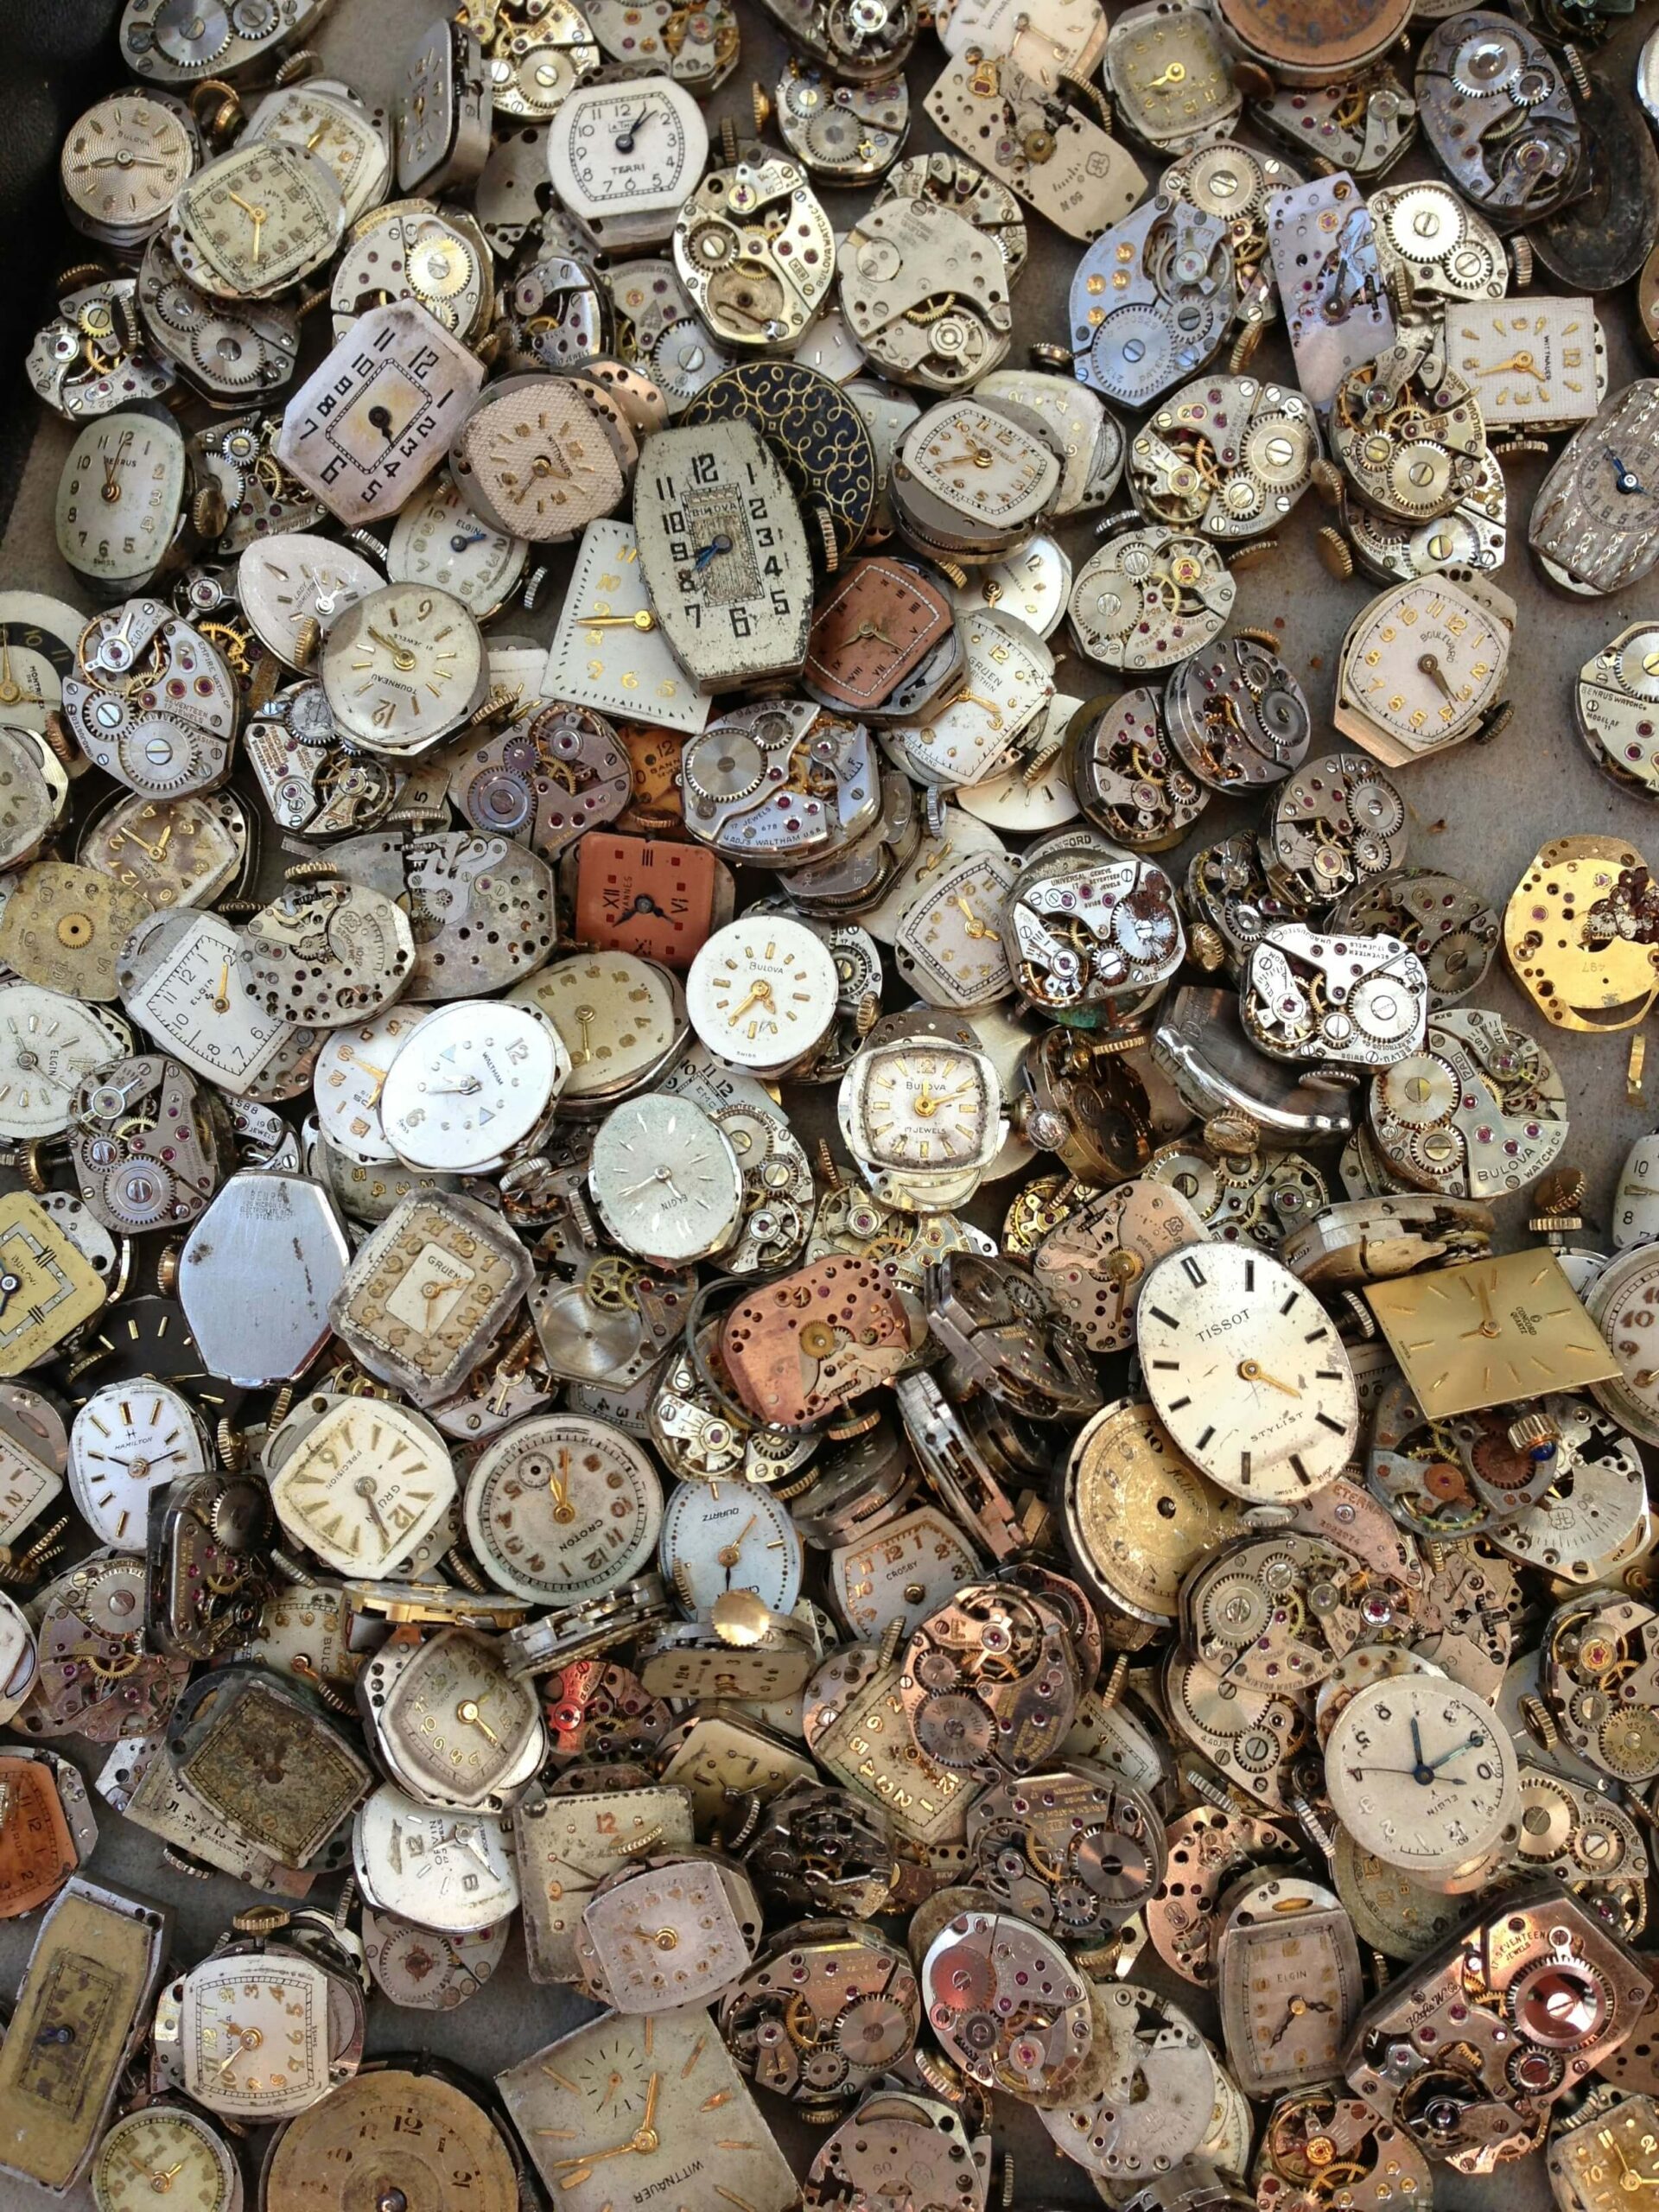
(1237, 1357), (1302, 1399)
(457, 1697), (503, 1746)
(365, 624), (417, 672)
(1471, 1268), (1500, 1338)
(725, 978), (774, 1024)
(1475, 350), (1542, 378)
(951, 894), (998, 940)
(212, 962), (231, 1014)
(575, 608), (656, 631)
(1145, 59), (1187, 84)
(853, 617), (899, 647)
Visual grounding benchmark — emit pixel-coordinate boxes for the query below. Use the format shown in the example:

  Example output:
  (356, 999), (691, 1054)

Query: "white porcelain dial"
(378, 1001), (562, 1172)
(588, 1093), (744, 1262)
(353, 1783), (520, 1932)
(69, 1378), (209, 1545)
(312, 1005), (428, 1166)
(659, 1478), (804, 1617)
(685, 915), (837, 1071)
(466, 1412), (664, 1602)
(1136, 1243), (1359, 1502)
(1324, 1671), (1520, 1878)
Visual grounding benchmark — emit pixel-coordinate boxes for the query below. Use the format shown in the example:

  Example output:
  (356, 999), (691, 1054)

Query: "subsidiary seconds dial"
(1135, 1243), (1358, 1502)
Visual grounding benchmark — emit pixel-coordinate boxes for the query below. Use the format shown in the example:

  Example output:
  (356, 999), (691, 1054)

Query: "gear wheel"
(408, 235), (474, 303)
(834, 1990), (915, 2068)
(1348, 971), (1423, 1047)
(1089, 304), (1179, 409)
(188, 315), (272, 389)
(117, 714), (210, 795)
(1349, 772), (1408, 841)
(105, 1158), (179, 1229)
(1516, 1770), (1578, 1862)
(926, 1932), (995, 2013)
(912, 1689), (995, 1768)
(1243, 415), (1313, 492)
(1450, 23), (1527, 98)
(1375, 1052), (1459, 1128)
(1597, 1705), (1659, 1779)
(1615, 632), (1659, 702)
(1195, 1569), (1274, 1650)
(685, 726), (768, 807)
(1179, 145), (1272, 217)
(1382, 185), (1464, 264)
(462, 764), (536, 835)
(230, 0), (280, 33)
(154, 0), (233, 67)
(1383, 439), (1457, 518)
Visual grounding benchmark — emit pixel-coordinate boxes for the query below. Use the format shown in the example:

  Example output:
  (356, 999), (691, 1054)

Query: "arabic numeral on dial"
(690, 452), (719, 486)
(730, 607), (751, 638)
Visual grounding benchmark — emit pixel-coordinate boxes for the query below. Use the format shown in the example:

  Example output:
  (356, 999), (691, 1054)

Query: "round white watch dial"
(659, 1477), (803, 1617)
(313, 1004), (429, 1166)
(510, 951), (685, 1103)
(1324, 1672), (1521, 1878)
(379, 1001), (562, 1171)
(685, 915), (837, 1071)
(589, 1093), (744, 1261)
(386, 474), (530, 616)
(466, 1412), (664, 1602)
(61, 91), (196, 238)
(354, 1782), (520, 1931)
(1135, 1243), (1359, 1502)
(69, 1378), (208, 1546)
(0, 982), (127, 1140)
(321, 583), (486, 753)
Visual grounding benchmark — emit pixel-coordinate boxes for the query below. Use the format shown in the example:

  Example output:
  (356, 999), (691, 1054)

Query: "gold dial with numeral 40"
(496, 2002), (797, 2212)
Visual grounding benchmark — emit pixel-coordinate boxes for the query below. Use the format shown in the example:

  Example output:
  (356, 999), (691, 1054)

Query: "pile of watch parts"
(13, 0), (1659, 2206)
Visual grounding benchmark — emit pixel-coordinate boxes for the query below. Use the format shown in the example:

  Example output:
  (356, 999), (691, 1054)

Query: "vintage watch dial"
(903, 399), (1061, 530)
(466, 1414), (664, 1603)
(321, 583), (486, 753)
(238, 533), (381, 669)
(61, 90), (197, 240)
(581, 1859), (758, 2009)
(1220, 1882), (1360, 2097)
(685, 915), (837, 1071)
(0, 592), (82, 734)
(372, 1627), (544, 1805)
(244, 81), (391, 226)
(0, 1753), (80, 1912)
(659, 1478), (804, 1616)
(312, 1004), (428, 1166)
(178, 1952), (334, 2116)
(519, 1787), (696, 1982)
(169, 142), (345, 299)
(386, 474), (530, 618)
(549, 79), (707, 225)
(1338, 579), (1510, 759)
(632, 421), (814, 693)
(378, 1001), (561, 1171)
(0, 982), (129, 1140)
(1324, 1671), (1520, 1878)
(354, 1783), (520, 1930)
(1550, 2094), (1659, 2212)
(118, 910), (297, 1096)
(267, 1394), (458, 1576)
(68, 1379), (208, 1547)
(512, 951), (686, 1103)
(1136, 1244), (1359, 1500)
(849, 1045), (995, 1172)
(589, 1093), (744, 1261)
(498, 2003), (796, 2212)
(1064, 1398), (1236, 1627)
(55, 410), (186, 590)
(92, 2107), (238, 2212)
(82, 790), (248, 912)
(454, 379), (626, 541)
(263, 2067), (518, 2212)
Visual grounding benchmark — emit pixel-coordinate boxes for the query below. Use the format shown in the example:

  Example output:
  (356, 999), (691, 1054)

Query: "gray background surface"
(2, 0), (1658, 2202)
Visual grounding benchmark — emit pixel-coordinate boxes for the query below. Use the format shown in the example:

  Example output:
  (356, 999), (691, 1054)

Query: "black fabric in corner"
(0, 0), (124, 539)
